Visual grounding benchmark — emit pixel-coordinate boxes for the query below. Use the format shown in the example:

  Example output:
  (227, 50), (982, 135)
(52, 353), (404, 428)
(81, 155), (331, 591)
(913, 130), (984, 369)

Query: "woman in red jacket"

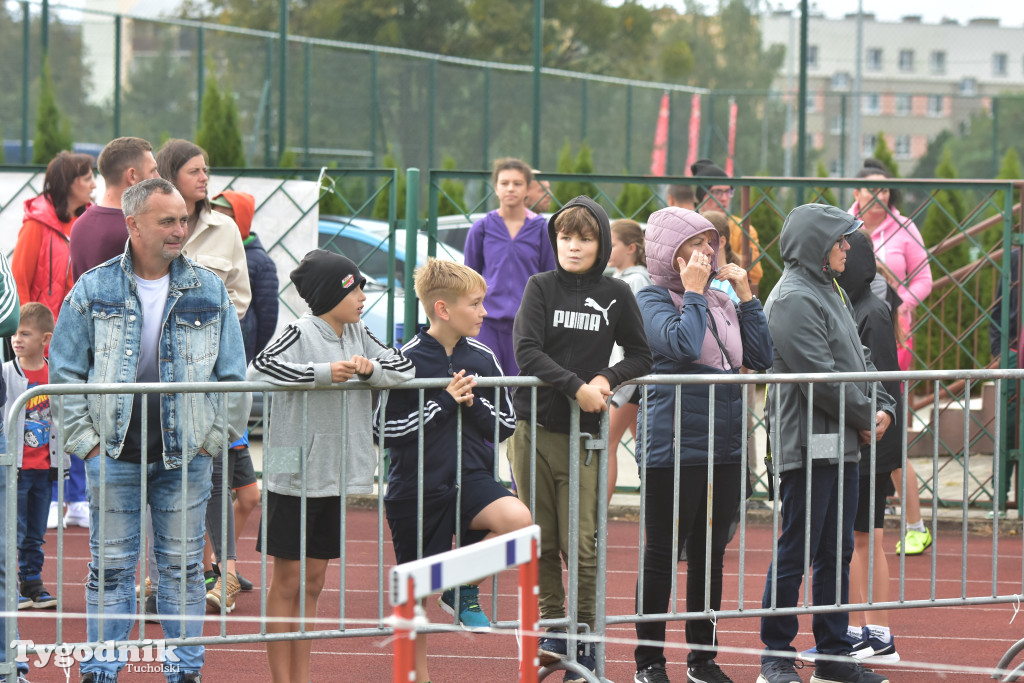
(12, 151), (95, 322)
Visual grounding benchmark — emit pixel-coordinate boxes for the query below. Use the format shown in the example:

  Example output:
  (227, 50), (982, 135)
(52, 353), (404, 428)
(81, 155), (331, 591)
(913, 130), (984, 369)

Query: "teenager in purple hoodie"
(464, 158), (556, 376)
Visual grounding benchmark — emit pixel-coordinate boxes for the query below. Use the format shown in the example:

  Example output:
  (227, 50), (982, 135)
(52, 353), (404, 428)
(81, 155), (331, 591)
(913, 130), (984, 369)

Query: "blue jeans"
(53, 452), (88, 503)
(17, 468), (51, 583)
(760, 461), (859, 660)
(82, 454), (212, 683)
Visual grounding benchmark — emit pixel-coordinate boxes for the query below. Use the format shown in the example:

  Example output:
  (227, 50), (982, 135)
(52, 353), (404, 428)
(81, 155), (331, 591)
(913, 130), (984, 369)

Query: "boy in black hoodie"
(510, 196), (652, 680)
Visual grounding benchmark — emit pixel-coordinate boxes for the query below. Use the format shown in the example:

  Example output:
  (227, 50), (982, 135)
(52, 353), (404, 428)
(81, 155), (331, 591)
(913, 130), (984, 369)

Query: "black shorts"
(854, 469), (896, 533)
(212, 447), (258, 490)
(386, 475), (514, 565)
(257, 491), (341, 560)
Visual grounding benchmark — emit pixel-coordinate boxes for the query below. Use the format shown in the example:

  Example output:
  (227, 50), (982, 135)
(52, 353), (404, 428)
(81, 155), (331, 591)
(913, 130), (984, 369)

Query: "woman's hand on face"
(715, 263), (753, 302)
(679, 250), (711, 293)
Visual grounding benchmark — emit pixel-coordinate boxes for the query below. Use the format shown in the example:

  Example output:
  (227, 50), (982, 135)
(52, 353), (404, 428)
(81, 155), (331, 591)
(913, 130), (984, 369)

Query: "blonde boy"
(376, 260), (530, 683)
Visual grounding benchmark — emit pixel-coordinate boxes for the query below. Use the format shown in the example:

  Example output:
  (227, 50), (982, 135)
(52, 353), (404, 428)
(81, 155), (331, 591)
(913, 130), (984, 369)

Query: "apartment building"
(761, 10), (1024, 175)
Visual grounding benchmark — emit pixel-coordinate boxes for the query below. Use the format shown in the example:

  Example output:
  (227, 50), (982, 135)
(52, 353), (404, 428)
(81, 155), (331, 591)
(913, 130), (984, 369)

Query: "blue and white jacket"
(49, 249), (249, 469)
(375, 329), (516, 506)
(1, 358), (69, 470)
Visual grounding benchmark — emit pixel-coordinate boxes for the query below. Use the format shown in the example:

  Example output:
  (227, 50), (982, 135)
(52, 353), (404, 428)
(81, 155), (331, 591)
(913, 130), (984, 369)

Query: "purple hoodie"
(463, 210), (556, 320)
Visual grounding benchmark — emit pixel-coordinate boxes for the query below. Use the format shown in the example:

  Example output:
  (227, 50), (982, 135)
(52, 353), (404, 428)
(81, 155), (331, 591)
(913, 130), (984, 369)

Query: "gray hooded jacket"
(763, 204), (896, 474)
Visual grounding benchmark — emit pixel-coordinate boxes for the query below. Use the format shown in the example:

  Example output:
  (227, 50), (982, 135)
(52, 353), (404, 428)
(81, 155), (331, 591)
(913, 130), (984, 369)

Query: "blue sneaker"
(438, 584), (490, 632)
(851, 629), (900, 664)
(538, 630), (568, 666)
(18, 594), (32, 610)
(800, 627), (867, 662)
(563, 641), (596, 683)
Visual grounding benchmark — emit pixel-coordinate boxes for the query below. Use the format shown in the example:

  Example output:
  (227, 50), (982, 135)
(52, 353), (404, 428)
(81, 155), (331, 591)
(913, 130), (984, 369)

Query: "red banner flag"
(650, 92), (671, 176)
(685, 94), (701, 174)
(725, 97), (738, 177)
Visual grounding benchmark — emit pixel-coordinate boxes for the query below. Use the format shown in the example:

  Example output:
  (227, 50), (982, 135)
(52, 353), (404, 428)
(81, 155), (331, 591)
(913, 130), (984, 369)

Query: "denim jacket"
(49, 249), (249, 469)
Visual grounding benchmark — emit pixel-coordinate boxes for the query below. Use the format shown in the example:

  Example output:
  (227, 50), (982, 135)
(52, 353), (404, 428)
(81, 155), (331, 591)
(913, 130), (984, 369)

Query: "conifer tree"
(553, 140), (576, 203)
(33, 57), (73, 164)
(373, 147), (407, 221)
(814, 160), (838, 206)
(872, 133), (900, 178)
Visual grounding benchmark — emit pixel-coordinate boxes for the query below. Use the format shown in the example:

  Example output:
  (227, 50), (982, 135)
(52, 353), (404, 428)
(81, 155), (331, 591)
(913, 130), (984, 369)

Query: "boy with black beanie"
(249, 248), (414, 682)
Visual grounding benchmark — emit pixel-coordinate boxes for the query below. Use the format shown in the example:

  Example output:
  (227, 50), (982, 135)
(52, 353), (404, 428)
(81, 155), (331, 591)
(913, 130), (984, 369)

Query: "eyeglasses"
(709, 187), (735, 198)
(836, 236), (850, 248)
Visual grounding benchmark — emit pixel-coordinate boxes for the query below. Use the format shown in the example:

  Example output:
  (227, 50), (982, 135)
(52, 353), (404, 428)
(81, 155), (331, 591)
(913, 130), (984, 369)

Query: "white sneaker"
(46, 502), (65, 529)
(64, 501), (90, 528)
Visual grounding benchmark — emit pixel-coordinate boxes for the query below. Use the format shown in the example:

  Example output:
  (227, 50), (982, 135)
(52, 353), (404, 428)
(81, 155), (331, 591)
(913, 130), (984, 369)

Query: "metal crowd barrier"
(2, 369), (1022, 680)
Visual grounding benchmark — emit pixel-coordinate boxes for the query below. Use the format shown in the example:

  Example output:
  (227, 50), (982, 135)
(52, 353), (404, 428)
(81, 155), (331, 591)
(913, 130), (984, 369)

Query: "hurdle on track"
(389, 524), (541, 683)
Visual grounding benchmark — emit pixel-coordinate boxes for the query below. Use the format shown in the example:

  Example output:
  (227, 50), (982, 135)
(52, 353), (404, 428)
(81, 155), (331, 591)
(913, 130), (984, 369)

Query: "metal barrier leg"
(519, 537), (540, 683)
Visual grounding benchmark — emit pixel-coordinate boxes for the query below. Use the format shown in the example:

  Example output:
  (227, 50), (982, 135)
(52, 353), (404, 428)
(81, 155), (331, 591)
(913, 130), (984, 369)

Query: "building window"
(898, 49), (914, 72)
(960, 78), (977, 95)
(862, 92), (881, 114)
(829, 159), (843, 176)
(931, 50), (946, 74)
(863, 134), (877, 157)
(895, 94), (911, 116)
(832, 72), (850, 90)
(830, 115), (843, 135)
(806, 91), (817, 113)
(895, 135), (911, 159)
(927, 95), (944, 116)
(866, 48), (883, 71)
(807, 45), (819, 69)
(993, 53), (1008, 76)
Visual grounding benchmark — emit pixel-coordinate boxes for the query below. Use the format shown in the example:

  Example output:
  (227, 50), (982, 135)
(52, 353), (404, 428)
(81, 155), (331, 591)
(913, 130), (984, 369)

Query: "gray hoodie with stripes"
(248, 313), (414, 497)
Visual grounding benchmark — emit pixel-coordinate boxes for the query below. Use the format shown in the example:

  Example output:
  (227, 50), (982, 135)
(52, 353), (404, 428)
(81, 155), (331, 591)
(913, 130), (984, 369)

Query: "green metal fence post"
(20, 1), (29, 163)
(303, 41), (311, 167)
(796, 0), (809, 204)
(403, 169), (421, 344)
(531, 0), (543, 167)
(482, 67), (491, 169)
(665, 92), (674, 175)
(702, 93), (715, 160)
(278, 0), (288, 165)
(581, 79), (588, 142)
(838, 93), (847, 205)
(991, 96), (999, 178)
(428, 60), (437, 171)
(196, 26), (205, 133)
(113, 15), (122, 138)
(264, 37), (273, 165)
(625, 84), (633, 173)
(386, 169), (398, 345)
(369, 51), (379, 168)
(41, 0), (48, 55)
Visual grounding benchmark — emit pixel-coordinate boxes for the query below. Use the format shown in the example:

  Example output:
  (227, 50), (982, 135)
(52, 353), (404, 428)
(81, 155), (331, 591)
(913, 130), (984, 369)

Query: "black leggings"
(634, 464), (742, 669)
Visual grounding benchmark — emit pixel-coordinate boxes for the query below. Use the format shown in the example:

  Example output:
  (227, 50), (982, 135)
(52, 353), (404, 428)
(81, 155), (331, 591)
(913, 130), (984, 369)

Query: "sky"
(620, 1), (1024, 28)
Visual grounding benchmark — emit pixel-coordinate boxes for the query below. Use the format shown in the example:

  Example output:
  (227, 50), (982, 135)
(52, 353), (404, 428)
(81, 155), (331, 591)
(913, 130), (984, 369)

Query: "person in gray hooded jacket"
(757, 204), (896, 683)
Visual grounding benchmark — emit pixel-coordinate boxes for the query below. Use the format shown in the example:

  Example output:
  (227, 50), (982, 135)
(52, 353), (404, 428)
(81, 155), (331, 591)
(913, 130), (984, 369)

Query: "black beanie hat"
(290, 249), (366, 316)
(690, 158), (729, 204)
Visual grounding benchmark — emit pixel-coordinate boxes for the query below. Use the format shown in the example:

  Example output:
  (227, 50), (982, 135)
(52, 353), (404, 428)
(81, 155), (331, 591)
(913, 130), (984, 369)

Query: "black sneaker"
(182, 673), (202, 683)
(635, 663), (671, 683)
(688, 660), (734, 683)
(757, 658), (804, 683)
(538, 629), (568, 666)
(145, 593), (159, 623)
(236, 571), (254, 591)
(203, 568), (219, 591)
(79, 675), (96, 683)
(810, 660), (888, 683)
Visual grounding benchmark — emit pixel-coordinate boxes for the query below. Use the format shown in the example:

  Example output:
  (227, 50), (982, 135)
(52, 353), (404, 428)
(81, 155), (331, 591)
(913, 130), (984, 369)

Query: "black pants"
(634, 463), (742, 669)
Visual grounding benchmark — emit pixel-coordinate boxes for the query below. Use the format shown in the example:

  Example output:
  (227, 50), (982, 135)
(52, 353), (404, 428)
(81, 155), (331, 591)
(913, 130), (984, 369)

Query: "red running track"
(14, 507), (1024, 681)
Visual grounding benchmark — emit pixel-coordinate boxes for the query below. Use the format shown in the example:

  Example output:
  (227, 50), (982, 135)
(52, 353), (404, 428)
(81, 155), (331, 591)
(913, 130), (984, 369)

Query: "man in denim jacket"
(50, 178), (248, 683)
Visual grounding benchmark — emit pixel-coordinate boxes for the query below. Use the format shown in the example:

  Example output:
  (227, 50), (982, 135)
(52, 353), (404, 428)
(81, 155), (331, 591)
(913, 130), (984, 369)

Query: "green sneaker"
(895, 528), (932, 555)
(438, 585), (490, 632)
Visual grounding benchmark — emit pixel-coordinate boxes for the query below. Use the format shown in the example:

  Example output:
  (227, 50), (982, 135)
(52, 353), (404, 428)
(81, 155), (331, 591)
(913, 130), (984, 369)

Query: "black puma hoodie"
(512, 196), (652, 435)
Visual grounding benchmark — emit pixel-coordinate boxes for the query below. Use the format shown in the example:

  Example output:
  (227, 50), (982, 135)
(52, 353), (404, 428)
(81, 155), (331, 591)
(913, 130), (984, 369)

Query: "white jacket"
(183, 208), (252, 319)
(2, 358), (69, 470)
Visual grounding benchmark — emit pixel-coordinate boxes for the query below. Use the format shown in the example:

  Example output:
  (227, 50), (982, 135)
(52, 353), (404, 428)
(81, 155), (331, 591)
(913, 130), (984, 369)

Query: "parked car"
(317, 216), (464, 343)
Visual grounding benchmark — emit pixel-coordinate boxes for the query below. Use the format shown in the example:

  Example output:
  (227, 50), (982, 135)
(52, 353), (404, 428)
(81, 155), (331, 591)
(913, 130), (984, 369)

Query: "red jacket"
(12, 195), (77, 321)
